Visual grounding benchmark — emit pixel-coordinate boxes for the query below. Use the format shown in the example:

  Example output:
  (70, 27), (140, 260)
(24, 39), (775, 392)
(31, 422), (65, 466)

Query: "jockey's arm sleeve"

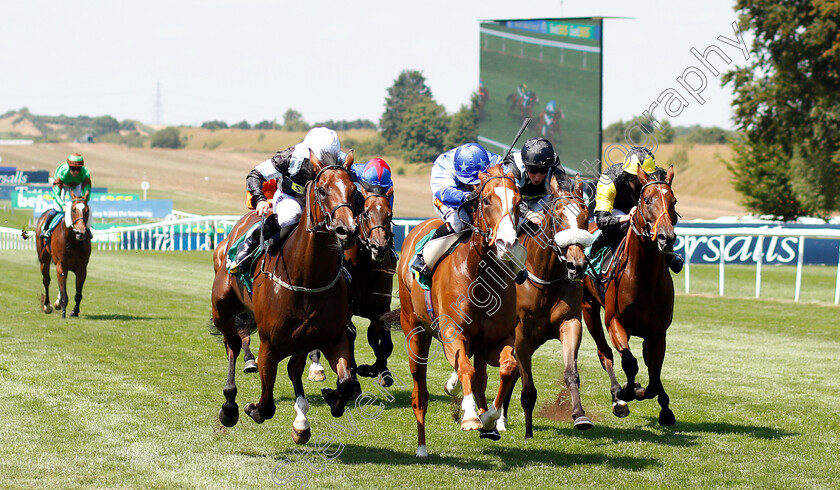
(595, 210), (623, 233)
(81, 178), (91, 201)
(594, 174), (621, 232)
(246, 168), (267, 204)
(430, 164), (468, 207)
(435, 187), (469, 207)
(51, 180), (65, 207)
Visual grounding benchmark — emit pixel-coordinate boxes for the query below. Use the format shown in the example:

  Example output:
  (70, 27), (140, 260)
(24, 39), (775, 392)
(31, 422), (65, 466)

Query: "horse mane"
(314, 151), (340, 168)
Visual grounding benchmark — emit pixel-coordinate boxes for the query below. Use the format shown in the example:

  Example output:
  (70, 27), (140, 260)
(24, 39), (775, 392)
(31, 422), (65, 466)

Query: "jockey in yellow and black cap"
(591, 146), (682, 273)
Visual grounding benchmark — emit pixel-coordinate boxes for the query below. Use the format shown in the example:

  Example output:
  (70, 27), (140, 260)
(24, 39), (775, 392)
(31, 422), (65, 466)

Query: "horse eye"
(483, 196), (491, 205)
(644, 197), (651, 205)
(317, 187), (327, 197)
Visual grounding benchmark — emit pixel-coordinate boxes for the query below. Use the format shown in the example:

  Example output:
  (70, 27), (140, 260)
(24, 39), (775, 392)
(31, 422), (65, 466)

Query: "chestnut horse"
(499, 174), (595, 438)
(35, 196), (91, 318)
(211, 151), (361, 444)
(582, 165), (678, 426)
(345, 184), (396, 386)
(397, 165), (524, 458)
(535, 107), (564, 141)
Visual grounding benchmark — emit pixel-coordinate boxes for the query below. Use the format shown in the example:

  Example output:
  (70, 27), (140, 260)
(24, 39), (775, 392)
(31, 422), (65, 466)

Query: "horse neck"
(622, 215), (668, 285)
(283, 190), (341, 282)
(458, 232), (515, 289)
(524, 225), (561, 278)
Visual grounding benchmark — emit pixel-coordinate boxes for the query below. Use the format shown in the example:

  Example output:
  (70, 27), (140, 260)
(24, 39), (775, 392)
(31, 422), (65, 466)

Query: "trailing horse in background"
(210, 150), (361, 444)
(507, 90), (538, 120)
(35, 196), (91, 318)
(499, 174), (595, 438)
(397, 165), (525, 458)
(582, 165), (678, 426)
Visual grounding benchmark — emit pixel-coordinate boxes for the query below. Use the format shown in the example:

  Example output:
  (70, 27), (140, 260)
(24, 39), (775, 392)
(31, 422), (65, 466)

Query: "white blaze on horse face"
(293, 395), (310, 431)
(492, 187), (517, 258)
(562, 203), (582, 230)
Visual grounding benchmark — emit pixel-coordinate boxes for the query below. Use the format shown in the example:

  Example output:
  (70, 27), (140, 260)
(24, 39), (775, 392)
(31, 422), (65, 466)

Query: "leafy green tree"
(723, 0), (840, 219)
(398, 99), (450, 163)
(91, 115), (120, 136)
(201, 120), (228, 130)
(150, 126), (183, 149)
(282, 109), (309, 131)
(444, 99), (478, 150)
(232, 120), (251, 129)
(380, 70), (433, 142)
(254, 120), (276, 130)
(603, 116), (673, 144)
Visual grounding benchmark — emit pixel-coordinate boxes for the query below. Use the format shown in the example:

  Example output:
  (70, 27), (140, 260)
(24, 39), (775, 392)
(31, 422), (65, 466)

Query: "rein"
(358, 193), (393, 250)
(458, 175), (517, 246)
(524, 192), (588, 285)
(632, 180), (675, 241)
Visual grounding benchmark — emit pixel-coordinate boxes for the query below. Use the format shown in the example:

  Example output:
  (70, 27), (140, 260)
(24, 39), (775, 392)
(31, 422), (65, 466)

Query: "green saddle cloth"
(226, 222), (265, 293)
(42, 211), (65, 238)
(411, 229), (437, 291)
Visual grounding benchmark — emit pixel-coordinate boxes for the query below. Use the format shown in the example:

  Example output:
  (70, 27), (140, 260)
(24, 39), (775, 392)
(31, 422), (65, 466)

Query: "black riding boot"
(410, 224), (451, 281)
(40, 209), (58, 238)
(264, 223), (295, 254)
(231, 231), (259, 275)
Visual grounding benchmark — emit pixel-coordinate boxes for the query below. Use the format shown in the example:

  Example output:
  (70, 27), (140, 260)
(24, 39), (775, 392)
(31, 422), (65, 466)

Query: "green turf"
(1, 250), (838, 488)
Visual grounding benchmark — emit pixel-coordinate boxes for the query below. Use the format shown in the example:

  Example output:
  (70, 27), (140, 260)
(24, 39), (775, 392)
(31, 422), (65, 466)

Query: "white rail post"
(794, 236), (805, 302)
(835, 243), (840, 305)
(755, 235), (764, 298)
(684, 236), (692, 294)
(719, 235), (725, 297)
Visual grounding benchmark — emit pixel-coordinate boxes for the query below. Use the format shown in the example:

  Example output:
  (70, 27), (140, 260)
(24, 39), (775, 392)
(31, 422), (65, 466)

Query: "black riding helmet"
(522, 137), (558, 169)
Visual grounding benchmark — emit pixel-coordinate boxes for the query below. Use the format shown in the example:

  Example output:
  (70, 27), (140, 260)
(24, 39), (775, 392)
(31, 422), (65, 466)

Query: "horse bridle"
(358, 193), (393, 250)
(308, 165), (356, 234)
(69, 198), (89, 235)
(459, 175), (517, 245)
(523, 192), (589, 285)
(631, 180), (678, 241)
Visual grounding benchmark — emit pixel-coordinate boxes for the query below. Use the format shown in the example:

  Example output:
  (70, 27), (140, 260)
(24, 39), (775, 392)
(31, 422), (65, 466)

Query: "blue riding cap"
(453, 143), (491, 185)
(352, 158), (394, 206)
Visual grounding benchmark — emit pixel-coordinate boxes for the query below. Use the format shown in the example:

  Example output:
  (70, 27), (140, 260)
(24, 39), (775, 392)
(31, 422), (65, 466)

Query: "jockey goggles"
(525, 165), (549, 175)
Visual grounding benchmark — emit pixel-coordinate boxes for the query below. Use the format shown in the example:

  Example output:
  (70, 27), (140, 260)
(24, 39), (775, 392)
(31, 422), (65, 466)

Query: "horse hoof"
(308, 369), (326, 382)
(243, 359), (258, 373)
(54, 299), (61, 309)
(70, 311), (79, 318)
(612, 401), (630, 418)
(634, 383), (646, 400)
(415, 445), (428, 458)
(479, 428), (501, 441)
(496, 417), (507, 432)
(42, 304), (53, 314)
(574, 416), (595, 430)
(460, 417), (482, 431)
(356, 364), (375, 378)
(377, 370), (393, 388)
(291, 426), (311, 445)
(218, 407), (239, 427)
(659, 409), (676, 426)
(244, 403), (264, 424)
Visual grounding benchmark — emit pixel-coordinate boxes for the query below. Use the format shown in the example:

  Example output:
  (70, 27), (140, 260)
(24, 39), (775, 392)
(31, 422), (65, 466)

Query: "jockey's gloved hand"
(503, 152), (516, 167)
(464, 190), (480, 203)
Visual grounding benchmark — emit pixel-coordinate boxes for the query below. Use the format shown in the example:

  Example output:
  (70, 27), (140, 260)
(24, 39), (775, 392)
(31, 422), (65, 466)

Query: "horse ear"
(573, 173), (584, 198)
(666, 165), (675, 184)
(70, 191), (78, 200)
(386, 186), (394, 200)
(636, 165), (651, 185)
(344, 149), (355, 169)
(549, 173), (562, 195)
(309, 149), (323, 173)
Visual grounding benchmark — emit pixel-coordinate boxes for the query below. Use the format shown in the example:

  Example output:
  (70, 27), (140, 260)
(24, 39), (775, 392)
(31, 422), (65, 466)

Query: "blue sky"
(0, 0), (746, 129)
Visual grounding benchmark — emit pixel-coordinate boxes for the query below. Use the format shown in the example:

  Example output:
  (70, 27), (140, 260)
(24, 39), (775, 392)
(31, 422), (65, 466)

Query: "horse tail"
(380, 309), (402, 331)
(207, 312), (257, 339)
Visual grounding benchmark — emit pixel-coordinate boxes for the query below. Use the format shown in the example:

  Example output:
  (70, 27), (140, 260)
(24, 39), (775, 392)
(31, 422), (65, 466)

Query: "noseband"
(358, 193), (393, 249)
(631, 180), (677, 241)
(459, 175), (517, 246)
(308, 165), (355, 234)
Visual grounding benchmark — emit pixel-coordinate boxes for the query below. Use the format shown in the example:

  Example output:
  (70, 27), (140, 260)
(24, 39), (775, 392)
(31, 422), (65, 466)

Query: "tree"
(254, 120), (276, 130)
(380, 70), (433, 142)
(91, 115), (120, 136)
(282, 109), (309, 131)
(603, 116), (674, 145)
(723, 1), (840, 219)
(201, 120), (228, 130)
(150, 126), (183, 149)
(232, 120), (251, 129)
(444, 99), (478, 150)
(398, 99), (450, 163)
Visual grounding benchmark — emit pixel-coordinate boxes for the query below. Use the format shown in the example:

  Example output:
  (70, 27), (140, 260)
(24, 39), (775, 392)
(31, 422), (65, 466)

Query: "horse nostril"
(335, 226), (348, 237)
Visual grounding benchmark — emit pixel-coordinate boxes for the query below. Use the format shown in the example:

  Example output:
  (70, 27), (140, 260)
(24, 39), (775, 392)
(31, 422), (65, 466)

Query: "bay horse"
(35, 195), (91, 318)
(210, 150), (361, 444)
(535, 107), (564, 141)
(305, 181), (397, 386)
(500, 173), (595, 438)
(397, 164), (524, 458)
(582, 165), (677, 426)
(507, 90), (538, 120)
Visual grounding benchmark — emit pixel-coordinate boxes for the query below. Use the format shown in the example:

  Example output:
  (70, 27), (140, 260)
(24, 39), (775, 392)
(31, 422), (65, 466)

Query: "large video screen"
(478, 18), (602, 177)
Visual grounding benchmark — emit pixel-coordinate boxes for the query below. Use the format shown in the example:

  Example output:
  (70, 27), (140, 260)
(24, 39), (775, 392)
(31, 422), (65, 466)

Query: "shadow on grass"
(84, 314), (162, 321)
(272, 443), (659, 471)
(540, 417), (796, 447)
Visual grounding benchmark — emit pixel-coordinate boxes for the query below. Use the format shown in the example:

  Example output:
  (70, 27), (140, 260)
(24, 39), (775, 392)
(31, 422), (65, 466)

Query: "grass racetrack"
(1, 249), (839, 488)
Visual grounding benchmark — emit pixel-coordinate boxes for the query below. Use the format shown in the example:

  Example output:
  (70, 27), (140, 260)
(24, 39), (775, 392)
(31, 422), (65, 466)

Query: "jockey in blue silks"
(410, 142), (526, 283)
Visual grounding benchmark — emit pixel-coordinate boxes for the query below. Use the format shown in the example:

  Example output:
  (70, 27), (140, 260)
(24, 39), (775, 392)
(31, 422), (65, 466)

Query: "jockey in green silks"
(40, 153), (92, 238)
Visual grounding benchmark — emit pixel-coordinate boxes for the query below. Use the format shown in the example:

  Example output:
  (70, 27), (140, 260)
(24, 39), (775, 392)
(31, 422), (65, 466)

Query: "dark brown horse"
(397, 165), (524, 458)
(344, 184), (396, 386)
(35, 196), (91, 318)
(582, 166), (677, 426)
(211, 150), (361, 444)
(499, 174), (595, 438)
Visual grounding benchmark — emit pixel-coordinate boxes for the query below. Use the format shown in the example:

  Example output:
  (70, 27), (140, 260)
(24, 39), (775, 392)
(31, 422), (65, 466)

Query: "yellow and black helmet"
(622, 146), (655, 175)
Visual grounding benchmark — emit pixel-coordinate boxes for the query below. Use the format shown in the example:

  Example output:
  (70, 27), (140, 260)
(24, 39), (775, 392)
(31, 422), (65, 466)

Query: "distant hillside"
(0, 141), (744, 220)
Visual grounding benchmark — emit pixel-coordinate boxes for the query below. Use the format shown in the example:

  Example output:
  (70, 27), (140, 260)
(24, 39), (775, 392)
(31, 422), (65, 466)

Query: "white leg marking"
(416, 444), (428, 458)
(496, 415), (507, 432)
(444, 370), (461, 396)
(293, 396), (310, 431)
(461, 394), (479, 422)
(480, 396), (502, 429)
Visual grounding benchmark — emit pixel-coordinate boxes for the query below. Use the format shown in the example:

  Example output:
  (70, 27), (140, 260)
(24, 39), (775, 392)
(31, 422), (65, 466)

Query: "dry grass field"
(0, 134), (744, 219)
